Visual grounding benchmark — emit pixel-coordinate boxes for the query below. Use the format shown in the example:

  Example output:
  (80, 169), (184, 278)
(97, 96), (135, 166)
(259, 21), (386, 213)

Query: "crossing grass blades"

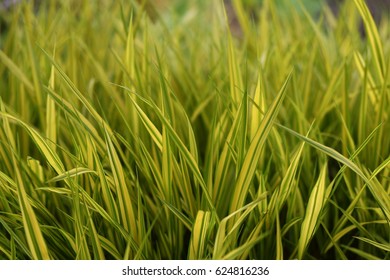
(0, 0), (389, 259)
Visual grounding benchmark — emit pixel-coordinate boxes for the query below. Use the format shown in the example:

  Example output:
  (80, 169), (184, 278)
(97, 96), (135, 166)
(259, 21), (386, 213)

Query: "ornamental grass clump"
(0, 0), (389, 260)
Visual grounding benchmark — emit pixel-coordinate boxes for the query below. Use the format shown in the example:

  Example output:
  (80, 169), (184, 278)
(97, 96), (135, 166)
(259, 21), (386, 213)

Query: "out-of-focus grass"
(0, 0), (389, 259)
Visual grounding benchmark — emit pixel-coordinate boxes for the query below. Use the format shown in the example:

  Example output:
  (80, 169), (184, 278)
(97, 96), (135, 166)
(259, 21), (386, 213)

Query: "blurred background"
(1, 0), (389, 37)
(133, 0), (390, 22)
(1, 0), (389, 18)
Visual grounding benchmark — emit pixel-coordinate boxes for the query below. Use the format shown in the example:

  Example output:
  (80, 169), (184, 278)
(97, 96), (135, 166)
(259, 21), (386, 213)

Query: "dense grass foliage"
(0, 0), (389, 259)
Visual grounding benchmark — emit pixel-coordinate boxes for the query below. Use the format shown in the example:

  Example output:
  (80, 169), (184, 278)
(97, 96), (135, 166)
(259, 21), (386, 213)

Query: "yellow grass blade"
(0, 112), (64, 174)
(46, 167), (97, 184)
(188, 211), (213, 259)
(1, 100), (50, 260)
(104, 127), (138, 243)
(298, 164), (328, 259)
(353, 0), (385, 82)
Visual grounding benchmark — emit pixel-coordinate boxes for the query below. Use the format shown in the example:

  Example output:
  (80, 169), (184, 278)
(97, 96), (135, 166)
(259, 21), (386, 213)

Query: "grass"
(0, 0), (389, 260)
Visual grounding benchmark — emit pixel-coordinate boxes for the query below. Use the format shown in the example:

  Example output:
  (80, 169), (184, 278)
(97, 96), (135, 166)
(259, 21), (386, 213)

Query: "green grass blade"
(354, 236), (390, 252)
(230, 70), (292, 216)
(0, 49), (34, 92)
(278, 124), (390, 222)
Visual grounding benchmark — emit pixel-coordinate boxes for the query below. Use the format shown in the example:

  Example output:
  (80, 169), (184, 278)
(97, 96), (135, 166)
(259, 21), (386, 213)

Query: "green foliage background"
(0, 0), (389, 259)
